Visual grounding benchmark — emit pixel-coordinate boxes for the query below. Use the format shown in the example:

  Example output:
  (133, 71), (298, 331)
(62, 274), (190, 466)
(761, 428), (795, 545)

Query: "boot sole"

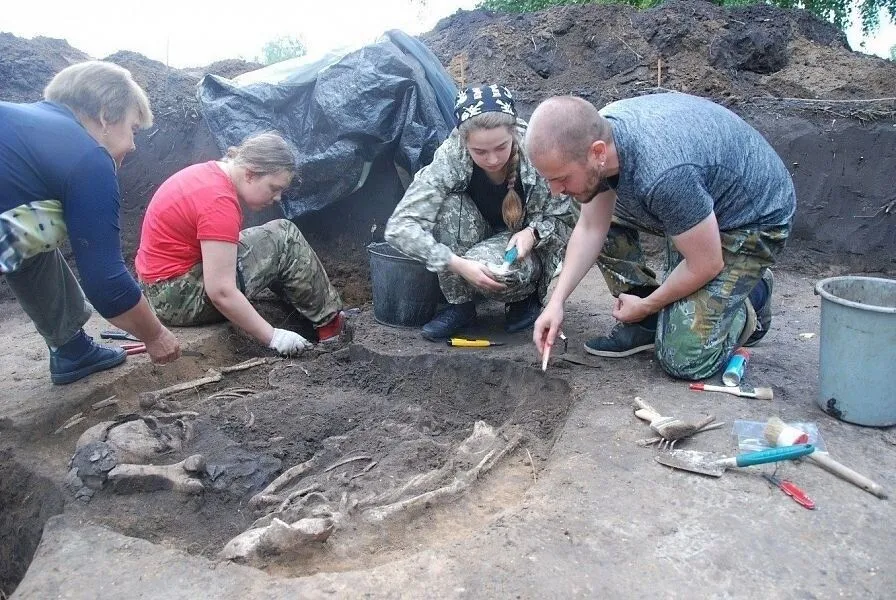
(583, 342), (656, 358)
(51, 351), (127, 385)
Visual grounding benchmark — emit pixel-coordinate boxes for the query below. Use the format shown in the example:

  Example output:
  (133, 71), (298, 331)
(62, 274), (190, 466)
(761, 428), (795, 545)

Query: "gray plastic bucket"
(815, 276), (896, 426)
(367, 242), (441, 328)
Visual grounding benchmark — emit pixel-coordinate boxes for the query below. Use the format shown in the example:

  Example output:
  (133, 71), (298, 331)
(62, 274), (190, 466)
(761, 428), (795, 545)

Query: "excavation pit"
(9, 344), (572, 584)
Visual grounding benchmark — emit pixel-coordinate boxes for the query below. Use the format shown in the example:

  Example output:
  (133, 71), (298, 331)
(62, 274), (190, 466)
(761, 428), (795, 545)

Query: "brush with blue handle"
(502, 246), (518, 270)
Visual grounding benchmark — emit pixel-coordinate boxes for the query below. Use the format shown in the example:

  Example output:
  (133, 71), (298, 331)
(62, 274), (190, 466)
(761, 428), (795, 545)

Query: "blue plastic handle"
(735, 444), (815, 467)
(503, 246), (518, 264)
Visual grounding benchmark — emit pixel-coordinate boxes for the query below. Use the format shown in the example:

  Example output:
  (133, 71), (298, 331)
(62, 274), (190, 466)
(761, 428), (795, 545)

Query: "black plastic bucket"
(367, 242), (441, 327)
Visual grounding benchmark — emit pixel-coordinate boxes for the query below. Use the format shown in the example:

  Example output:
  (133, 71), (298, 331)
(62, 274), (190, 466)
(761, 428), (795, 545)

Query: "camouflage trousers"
(432, 192), (567, 305)
(142, 219), (342, 327)
(596, 217), (790, 380)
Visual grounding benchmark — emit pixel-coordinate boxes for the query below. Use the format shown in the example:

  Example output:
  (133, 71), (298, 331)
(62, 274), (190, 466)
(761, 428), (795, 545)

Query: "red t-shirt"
(136, 161), (242, 282)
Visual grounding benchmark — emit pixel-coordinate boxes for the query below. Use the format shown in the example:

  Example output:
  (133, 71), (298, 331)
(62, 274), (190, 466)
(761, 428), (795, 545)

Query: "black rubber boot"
(421, 302), (476, 341)
(745, 269), (774, 346)
(504, 294), (541, 334)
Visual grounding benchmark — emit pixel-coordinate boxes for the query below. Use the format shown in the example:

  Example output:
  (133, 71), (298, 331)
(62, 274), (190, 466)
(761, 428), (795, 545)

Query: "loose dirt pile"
(421, 1), (896, 112)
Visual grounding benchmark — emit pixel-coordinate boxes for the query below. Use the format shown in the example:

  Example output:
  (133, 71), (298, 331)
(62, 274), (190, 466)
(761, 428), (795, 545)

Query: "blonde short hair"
(44, 61), (153, 128)
(224, 132), (297, 176)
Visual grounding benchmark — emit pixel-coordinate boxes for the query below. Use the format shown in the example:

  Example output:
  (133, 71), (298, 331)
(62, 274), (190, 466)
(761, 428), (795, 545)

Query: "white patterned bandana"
(453, 85), (516, 126)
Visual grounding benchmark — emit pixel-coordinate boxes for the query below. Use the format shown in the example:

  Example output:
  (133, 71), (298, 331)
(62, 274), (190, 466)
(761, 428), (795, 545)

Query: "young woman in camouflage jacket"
(385, 85), (575, 341)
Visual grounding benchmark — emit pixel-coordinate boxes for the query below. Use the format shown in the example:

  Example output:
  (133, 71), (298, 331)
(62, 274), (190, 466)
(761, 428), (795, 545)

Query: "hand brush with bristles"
(688, 383), (774, 400)
(764, 417), (888, 499)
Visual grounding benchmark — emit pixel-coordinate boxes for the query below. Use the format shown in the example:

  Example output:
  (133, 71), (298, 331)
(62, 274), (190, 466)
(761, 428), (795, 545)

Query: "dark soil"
(421, 1), (894, 112)
(0, 34), (89, 102)
(0, 448), (65, 593)
(5, 341), (571, 580)
(1, 9), (895, 594)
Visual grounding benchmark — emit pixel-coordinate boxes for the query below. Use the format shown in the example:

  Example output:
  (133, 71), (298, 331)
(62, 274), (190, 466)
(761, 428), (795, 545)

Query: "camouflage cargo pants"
(596, 217), (790, 380)
(142, 219), (342, 327)
(432, 192), (566, 305)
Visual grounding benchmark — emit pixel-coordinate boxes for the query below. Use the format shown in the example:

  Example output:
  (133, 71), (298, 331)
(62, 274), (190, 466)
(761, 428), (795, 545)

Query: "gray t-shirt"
(601, 93), (795, 236)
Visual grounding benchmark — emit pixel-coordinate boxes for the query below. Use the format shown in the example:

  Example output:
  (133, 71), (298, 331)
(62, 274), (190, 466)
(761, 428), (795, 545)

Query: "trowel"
(654, 444), (815, 477)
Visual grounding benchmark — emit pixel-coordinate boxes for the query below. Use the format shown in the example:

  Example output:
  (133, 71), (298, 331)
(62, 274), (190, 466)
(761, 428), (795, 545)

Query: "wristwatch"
(529, 225), (541, 244)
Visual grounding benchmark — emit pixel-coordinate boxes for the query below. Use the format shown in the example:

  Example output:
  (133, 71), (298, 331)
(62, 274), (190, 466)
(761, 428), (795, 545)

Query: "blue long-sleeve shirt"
(0, 100), (141, 317)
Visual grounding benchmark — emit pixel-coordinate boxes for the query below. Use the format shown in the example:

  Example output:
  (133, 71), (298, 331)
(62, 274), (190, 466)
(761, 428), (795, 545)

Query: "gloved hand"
(268, 328), (312, 356)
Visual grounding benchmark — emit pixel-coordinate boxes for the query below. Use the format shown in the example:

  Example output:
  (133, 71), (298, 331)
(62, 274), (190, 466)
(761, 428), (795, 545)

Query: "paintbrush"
(688, 382), (774, 400)
(763, 417), (888, 499)
(633, 397), (716, 443)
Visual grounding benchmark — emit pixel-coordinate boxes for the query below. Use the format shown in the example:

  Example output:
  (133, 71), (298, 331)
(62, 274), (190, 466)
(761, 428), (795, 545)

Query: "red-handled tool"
(762, 472), (816, 510)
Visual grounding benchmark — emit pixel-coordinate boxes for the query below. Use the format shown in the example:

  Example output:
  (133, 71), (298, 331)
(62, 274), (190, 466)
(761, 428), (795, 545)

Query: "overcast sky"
(2, 0), (893, 67)
(2, 0), (478, 67)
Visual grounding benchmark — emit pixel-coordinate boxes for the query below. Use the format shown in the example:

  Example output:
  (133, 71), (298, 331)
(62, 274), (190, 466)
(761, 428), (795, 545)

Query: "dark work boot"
(584, 314), (658, 358)
(745, 269), (774, 347)
(421, 302), (476, 341)
(505, 294), (541, 334)
(50, 330), (127, 385)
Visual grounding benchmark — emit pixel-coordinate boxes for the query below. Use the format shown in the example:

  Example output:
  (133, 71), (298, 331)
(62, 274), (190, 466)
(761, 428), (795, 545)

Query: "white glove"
(268, 328), (312, 356)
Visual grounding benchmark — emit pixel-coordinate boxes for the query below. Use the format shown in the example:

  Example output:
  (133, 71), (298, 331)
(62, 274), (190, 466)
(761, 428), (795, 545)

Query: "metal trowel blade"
(655, 450), (727, 477)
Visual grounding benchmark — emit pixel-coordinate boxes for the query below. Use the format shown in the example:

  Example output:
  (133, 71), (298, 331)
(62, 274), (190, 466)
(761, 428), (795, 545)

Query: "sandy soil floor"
(2, 263), (895, 599)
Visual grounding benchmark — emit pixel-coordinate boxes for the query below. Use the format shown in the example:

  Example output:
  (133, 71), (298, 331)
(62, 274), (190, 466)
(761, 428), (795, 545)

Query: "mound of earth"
(421, 1), (896, 111)
(0, 34), (89, 102)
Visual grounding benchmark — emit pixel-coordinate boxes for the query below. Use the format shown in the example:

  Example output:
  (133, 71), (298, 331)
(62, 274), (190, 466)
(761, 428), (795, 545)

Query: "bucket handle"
(814, 276), (896, 314)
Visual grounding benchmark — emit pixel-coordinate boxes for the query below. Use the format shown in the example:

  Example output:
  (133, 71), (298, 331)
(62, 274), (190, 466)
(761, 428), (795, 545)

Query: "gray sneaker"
(584, 321), (657, 358)
(745, 269), (774, 346)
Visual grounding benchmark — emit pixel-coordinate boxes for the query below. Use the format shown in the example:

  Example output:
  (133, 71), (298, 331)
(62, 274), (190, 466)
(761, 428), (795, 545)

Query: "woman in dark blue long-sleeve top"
(0, 60), (181, 384)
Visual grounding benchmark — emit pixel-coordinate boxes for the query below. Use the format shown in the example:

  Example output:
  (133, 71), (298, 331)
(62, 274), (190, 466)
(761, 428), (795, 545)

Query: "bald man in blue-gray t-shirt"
(526, 93), (795, 381)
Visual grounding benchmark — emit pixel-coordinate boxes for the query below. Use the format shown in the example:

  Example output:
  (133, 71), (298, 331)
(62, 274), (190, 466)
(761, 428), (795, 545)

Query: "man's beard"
(574, 163), (609, 204)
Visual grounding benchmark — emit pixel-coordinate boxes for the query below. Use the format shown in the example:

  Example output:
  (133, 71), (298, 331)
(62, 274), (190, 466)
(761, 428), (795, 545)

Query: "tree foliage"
(890, 44), (896, 59)
(478, 0), (896, 35)
(260, 35), (307, 66)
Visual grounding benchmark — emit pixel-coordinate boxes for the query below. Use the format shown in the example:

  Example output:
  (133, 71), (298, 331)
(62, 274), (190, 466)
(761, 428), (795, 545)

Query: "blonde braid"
(501, 140), (524, 231)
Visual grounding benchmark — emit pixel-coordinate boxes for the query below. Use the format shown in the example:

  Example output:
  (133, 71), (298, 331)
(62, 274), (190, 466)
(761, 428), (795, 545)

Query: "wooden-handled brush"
(689, 383), (774, 400)
(764, 417), (888, 499)
(633, 397), (716, 445)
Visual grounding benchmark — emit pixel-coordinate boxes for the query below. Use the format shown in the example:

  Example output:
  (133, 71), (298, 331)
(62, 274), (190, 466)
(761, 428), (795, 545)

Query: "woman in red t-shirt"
(136, 132), (344, 355)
